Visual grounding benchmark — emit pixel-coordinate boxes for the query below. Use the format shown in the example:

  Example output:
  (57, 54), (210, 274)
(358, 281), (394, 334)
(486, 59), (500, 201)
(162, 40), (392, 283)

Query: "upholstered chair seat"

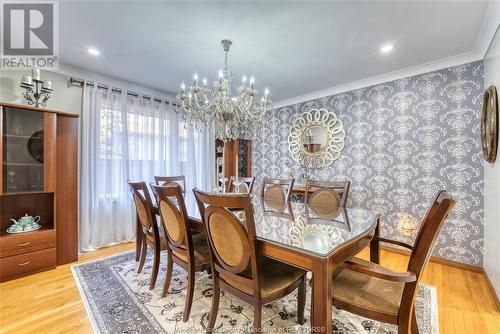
(146, 232), (167, 251)
(172, 233), (211, 265)
(145, 228), (168, 250)
(220, 256), (306, 297)
(332, 257), (404, 316)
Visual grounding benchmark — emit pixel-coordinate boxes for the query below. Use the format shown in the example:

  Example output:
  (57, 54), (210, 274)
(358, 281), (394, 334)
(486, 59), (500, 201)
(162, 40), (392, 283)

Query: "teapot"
(9, 214), (41, 232)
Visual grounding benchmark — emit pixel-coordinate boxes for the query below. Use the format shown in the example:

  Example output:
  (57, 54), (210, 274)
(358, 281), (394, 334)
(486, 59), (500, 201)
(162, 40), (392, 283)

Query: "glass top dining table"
(180, 192), (378, 257)
(147, 191), (380, 334)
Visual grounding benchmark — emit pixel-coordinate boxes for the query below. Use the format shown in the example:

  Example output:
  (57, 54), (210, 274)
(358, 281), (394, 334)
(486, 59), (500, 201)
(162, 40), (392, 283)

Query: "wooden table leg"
(370, 217), (380, 264)
(311, 259), (332, 334)
(135, 214), (142, 261)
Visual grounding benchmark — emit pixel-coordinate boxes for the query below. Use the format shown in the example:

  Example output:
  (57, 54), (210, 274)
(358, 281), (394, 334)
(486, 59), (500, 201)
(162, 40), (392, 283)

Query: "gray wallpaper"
(250, 61), (484, 265)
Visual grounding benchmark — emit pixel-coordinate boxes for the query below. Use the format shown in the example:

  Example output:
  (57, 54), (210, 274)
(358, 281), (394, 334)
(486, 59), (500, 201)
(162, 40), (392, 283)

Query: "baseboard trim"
(379, 245), (484, 273)
(483, 270), (500, 312)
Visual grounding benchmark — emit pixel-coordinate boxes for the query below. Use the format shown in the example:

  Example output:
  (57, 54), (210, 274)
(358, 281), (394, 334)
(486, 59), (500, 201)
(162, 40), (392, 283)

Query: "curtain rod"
(68, 77), (178, 106)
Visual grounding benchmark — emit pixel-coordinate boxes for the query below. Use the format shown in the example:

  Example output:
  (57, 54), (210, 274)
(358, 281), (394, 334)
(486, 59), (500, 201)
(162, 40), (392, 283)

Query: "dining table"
(137, 192), (381, 334)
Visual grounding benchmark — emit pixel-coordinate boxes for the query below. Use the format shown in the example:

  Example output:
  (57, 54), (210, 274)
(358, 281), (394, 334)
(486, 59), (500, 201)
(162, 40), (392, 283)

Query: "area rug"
(71, 251), (438, 334)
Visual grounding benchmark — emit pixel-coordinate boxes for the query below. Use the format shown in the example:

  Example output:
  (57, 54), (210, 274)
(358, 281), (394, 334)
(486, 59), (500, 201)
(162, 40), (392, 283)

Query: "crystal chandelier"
(176, 39), (272, 141)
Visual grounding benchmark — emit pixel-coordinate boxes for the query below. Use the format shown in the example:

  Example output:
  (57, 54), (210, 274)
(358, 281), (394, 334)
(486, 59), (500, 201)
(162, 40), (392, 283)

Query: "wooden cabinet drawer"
(0, 229), (56, 258)
(0, 247), (56, 282)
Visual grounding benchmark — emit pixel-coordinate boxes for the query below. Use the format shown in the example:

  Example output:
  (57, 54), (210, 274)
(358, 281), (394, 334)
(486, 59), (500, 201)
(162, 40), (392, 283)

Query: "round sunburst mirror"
(481, 85), (498, 163)
(287, 108), (346, 169)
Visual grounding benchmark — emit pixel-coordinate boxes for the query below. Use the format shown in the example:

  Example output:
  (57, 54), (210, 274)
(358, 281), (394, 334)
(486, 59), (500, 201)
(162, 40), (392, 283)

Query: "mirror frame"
(287, 108), (346, 169)
(481, 85), (498, 163)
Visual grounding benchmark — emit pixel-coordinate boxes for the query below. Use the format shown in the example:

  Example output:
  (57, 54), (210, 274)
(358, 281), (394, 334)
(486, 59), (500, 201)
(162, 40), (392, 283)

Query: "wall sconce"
(20, 68), (53, 108)
(397, 212), (418, 237)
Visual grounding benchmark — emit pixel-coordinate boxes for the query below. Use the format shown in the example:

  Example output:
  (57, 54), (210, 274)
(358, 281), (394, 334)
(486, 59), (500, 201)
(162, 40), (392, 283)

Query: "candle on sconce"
(42, 80), (52, 90)
(22, 75), (33, 86)
(32, 68), (40, 81)
(181, 82), (186, 93)
(193, 72), (199, 86)
(242, 75), (247, 85)
(202, 78), (207, 88)
(264, 87), (269, 99)
(250, 75), (255, 90)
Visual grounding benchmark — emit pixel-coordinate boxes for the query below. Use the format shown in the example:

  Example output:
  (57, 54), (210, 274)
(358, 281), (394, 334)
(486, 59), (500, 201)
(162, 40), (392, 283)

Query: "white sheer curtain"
(80, 83), (213, 251)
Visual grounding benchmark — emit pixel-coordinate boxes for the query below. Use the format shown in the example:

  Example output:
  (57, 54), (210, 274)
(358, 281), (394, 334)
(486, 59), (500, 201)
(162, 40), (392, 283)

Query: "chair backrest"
(400, 190), (455, 316)
(407, 190), (455, 276)
(154, 175), (186, 194)
(261, 198), (295, 221)
(151, 184), (194, 263)
(127, 180), (160, 241)
(193, 189), (261, 297)
(260, 178), (294, 203)
(305, 180), (350, 207)
(228, 176), (255, 194)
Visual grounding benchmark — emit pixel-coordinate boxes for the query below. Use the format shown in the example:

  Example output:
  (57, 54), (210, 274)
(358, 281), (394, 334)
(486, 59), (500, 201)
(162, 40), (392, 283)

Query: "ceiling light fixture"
(380, 44), (394, 54)
(87, 48), (100, 56)
(177, 39), (271, 141)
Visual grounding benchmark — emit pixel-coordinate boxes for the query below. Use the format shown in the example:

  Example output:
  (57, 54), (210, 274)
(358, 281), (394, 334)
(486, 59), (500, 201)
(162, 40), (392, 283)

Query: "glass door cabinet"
(2, 107), (45, 192)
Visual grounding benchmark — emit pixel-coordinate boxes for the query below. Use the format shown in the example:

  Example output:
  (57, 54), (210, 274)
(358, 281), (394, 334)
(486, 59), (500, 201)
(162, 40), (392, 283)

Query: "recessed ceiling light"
(380, 44), (394, 54)
(87, 48), (100, 56)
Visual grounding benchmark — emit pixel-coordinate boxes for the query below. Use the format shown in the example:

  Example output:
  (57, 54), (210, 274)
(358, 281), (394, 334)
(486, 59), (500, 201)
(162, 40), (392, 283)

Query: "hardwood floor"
(0, 242), (499, 333)
(0, 242), (134, 334)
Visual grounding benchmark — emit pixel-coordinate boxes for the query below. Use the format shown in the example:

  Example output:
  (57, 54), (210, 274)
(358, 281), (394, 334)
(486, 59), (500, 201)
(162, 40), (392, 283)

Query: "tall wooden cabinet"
(0, 102), (79, 282)
(215, 139), (252, 188)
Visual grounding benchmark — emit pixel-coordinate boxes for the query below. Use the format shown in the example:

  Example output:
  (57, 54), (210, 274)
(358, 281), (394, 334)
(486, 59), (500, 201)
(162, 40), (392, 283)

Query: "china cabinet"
(0, 102), (79, 282)
(214, 139), (252, 189)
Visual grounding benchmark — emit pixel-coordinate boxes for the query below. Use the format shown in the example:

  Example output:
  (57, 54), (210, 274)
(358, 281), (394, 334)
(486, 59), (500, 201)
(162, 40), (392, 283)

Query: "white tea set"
(6, 214), (42, 234)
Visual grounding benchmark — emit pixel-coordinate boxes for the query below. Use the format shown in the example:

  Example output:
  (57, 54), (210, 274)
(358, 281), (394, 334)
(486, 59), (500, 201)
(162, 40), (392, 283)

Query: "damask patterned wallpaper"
(250, 61), (484, 265)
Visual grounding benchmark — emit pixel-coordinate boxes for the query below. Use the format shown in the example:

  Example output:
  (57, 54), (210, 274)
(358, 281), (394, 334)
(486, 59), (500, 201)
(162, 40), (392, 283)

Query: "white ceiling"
(59, 1), (492, 103)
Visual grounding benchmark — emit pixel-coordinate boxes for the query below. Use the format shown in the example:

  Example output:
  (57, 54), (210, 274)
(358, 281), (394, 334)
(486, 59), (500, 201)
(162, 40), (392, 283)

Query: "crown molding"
(476, 0), (500, 58)
(272, 51), (482, 109)
(273, 3), (500, 110)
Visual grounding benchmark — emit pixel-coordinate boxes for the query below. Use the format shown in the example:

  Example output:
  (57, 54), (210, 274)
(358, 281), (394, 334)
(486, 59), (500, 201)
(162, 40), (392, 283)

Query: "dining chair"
(304, 180), (350, 219)
(227, 176), (255, 194)
(193, 189), (307, 334)
(154, 175), (186, 194)
(151, 184), (211, 322)
(127, 179), (155, 262)
(331, 190), (455, 334)
(261, 198), (295, 221)
(260, 177), (295, 202)
(128, 178), (143, 263)
(305, 180), (350, 207)
(128, 180), (167, 290)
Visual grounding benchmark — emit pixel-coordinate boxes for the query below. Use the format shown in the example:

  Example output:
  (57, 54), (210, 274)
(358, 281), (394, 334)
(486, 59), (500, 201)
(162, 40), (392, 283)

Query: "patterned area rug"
(72, 251), (438, 334)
